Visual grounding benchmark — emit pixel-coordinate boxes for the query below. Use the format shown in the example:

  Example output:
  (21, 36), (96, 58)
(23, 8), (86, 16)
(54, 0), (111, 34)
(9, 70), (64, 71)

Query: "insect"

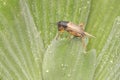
(56, 21), (95, 49)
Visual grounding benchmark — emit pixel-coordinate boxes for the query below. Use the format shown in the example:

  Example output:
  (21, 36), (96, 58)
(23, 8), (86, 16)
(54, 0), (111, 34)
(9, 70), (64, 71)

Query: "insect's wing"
(67, 22), (84, 33)
(67, 22), (96, 38)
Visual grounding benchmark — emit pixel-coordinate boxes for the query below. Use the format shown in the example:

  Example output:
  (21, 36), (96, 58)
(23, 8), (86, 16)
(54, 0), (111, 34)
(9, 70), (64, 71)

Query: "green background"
(0, 0), (120, 80)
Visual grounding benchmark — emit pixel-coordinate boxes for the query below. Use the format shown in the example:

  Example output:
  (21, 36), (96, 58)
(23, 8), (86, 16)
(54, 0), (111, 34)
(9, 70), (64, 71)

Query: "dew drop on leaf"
(87, 1), (90, 4)
(67, 73), (71, 77)
(61, 64), (68, 70)
(110, 60), (113, 63)
(46, 70), (49, 73)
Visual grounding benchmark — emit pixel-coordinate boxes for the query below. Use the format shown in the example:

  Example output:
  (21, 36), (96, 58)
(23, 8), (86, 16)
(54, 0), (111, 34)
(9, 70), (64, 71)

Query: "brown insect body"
(66, 22), (85, 38)
(57, 21), (95, 50)
(57, 21), (95, 38)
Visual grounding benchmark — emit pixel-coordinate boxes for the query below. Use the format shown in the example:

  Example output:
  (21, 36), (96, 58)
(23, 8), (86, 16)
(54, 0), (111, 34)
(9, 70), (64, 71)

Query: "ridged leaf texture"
(0, 0), (120, 80)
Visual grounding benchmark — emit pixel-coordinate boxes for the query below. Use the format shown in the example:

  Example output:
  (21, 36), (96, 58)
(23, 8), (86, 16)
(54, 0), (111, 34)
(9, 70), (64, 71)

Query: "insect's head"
(57, 21), (69, 31)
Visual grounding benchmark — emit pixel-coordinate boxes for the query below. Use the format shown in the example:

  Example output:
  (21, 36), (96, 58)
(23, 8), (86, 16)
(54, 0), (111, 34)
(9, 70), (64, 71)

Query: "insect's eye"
(57, 22), (62, 26)
(57, 21), (69, 28)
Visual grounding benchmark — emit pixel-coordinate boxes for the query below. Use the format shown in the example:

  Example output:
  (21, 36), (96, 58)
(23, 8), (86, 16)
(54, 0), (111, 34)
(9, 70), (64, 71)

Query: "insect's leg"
(82, 38), (86, 51)
(55, 31), (63, 40)
(79, 23), (84, 30)
(55, 32), (60, 40)
(67, 33), (73, 39)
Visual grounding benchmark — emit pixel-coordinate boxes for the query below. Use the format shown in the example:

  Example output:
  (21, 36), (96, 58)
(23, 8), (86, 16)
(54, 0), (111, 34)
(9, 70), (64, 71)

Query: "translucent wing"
(66, 22), (95, 38)
(66, 22), (84, 34)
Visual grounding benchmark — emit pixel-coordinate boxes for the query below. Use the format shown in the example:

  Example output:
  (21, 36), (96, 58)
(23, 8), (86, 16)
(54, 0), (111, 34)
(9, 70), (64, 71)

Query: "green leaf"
(94, 17), (120, 80)
(0, 0), (120, 80)
(0, 0), (44, 79)
(86, 0), (120, 54)
(43, 38), (96, 80)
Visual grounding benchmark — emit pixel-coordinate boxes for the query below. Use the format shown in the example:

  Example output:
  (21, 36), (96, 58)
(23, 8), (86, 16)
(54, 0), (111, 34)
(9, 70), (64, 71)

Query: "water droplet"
(110, 60), (113, 63)
(3, 2), (6, 6)
(84, 6), (87, 9)
(61, 64), (68, 70)
(87, 1), (90, 4)
(67, 73), (71, 77)
(61, 64), (64, 66)
(46, 70), (49, 73)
